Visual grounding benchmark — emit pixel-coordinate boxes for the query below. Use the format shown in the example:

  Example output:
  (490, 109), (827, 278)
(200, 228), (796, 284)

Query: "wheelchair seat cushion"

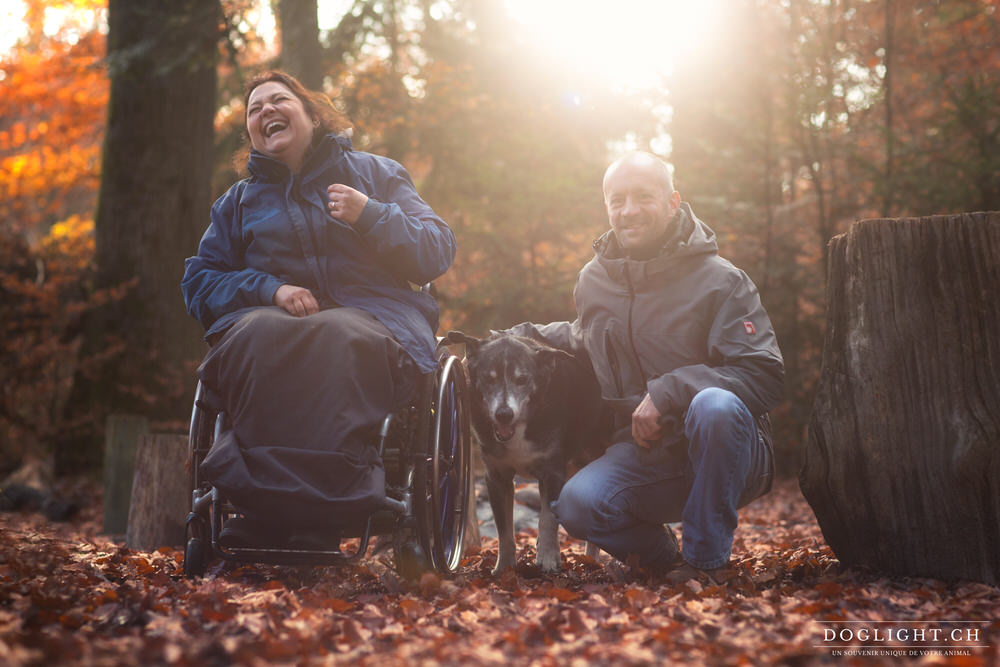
(197, 306), (420, 528)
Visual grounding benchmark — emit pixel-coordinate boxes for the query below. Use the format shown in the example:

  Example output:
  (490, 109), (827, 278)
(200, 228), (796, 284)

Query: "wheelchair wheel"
(413, 352), (473, 574)
(187, 381), (217, 495)
(185, 382), (219, 577)
(184, 537), (206, 578)
(393, 540), (429, 581)
(183, 508), (209, 578)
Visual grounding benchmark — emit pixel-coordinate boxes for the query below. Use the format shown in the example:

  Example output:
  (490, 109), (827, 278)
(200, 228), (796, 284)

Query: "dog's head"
(443, 331), (572, 443)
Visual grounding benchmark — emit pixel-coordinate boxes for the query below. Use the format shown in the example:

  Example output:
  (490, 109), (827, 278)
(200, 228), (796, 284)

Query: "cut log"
(102, 414), (149, 534)
(801, 212), (1000, 583)
(126, 433), (189, 551)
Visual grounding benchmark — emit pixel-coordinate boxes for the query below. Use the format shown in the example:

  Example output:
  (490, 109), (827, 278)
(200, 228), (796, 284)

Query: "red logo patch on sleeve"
(743, 321), (756, 335)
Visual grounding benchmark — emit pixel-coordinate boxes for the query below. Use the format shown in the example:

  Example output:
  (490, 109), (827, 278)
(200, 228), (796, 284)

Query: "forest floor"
(1, 478), (997, 666)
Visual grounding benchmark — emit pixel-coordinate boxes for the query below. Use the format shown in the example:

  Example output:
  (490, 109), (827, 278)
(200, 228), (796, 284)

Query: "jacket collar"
(593, 203), (718, 284)
(246, 133), (352, 183)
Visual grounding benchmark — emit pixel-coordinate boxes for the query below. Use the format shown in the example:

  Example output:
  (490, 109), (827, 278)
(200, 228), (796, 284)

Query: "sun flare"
(504, 0), (722, 90)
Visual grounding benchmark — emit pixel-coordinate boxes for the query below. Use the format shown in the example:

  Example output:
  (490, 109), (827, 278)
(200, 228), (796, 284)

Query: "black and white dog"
(443, 331), (610, 573)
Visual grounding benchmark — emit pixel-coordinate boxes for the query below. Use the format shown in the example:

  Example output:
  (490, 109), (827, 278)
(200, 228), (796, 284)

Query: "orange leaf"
(548, 587), (581, 602)
(325, 597), (355, 613)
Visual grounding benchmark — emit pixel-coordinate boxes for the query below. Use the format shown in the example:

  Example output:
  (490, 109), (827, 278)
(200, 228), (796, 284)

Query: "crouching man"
(509, 152), (784, 580)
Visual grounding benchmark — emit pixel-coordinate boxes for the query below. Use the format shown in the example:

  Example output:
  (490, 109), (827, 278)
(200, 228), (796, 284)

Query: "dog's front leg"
(486, 467), (516, 574)
(535, 477), (562, 573)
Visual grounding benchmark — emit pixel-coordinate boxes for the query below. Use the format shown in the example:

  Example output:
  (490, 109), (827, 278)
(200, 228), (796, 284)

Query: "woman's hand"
(632, 392), (663, 449)
(274, 284), (319, 317)
(327, 183), (369, 225)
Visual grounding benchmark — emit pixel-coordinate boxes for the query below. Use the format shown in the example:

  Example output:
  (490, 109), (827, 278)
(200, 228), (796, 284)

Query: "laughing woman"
(181, 71), (456, 547)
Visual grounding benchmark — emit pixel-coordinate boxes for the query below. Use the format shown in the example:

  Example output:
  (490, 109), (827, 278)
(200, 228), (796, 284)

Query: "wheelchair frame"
(183, 347), (473, 578)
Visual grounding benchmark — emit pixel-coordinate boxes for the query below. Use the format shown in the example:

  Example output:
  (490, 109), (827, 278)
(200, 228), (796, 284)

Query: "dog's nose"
(495, 406), (514, 425)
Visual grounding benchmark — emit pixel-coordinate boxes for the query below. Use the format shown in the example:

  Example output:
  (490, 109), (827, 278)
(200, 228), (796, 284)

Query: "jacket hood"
(592, 203), (718, 283)
(247, 133), (353, 181)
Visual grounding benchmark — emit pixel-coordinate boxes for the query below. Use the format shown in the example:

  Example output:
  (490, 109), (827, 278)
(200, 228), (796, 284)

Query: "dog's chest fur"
(481, 423), (553, 478)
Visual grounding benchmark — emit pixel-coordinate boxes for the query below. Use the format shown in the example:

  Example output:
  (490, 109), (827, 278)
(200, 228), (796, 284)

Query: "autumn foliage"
(4, 0), (998, 472)
(1, 5), (110, 469)
(2, 481), (997, 664)
(2, 7), (999, 662)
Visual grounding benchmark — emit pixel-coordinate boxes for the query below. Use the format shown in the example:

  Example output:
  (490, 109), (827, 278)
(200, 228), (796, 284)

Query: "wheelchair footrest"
(222, 546), (349, 566)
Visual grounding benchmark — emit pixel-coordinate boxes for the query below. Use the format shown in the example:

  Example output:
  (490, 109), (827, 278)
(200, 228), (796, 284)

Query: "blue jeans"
(552, 388), (772, 570)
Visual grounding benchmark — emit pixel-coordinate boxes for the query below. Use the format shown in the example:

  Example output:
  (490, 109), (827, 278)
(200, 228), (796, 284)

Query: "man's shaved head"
(603, 152), (674, 200)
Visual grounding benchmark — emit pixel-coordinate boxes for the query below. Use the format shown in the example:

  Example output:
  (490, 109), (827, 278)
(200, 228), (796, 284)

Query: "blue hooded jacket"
(181, 134), (456, 373)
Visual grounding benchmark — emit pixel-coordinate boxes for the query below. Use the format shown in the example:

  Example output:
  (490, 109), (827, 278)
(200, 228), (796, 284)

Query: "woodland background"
(2, 0), (999, 478)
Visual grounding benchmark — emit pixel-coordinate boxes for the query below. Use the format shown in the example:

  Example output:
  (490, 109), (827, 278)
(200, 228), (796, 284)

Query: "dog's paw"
(492, 543), (516, 575)
(535, 552), (561, 574)
(491, 558), (515, 576)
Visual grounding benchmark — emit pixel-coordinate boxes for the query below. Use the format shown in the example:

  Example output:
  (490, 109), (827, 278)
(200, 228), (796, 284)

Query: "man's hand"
(632, 392), (662, 448)
(273, 284), (319, 317)
(327, 183), (369, 225)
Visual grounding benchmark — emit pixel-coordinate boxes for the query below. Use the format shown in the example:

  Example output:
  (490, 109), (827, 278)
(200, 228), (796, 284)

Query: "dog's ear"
(442, 330), (481, 352)
(535, 347), (574, 381)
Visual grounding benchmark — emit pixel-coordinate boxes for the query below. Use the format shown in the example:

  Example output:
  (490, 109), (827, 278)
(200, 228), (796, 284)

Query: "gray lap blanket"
(198, 306), (419, 529)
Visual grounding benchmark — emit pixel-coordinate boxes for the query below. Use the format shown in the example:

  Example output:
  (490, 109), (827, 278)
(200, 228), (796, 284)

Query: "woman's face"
(246, 81), (316, 172)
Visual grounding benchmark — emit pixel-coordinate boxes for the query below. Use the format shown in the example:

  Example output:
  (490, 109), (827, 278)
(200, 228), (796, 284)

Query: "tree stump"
(801, 212), (1000, 583)
(126, 434), (189, 551)
(102, 414), (149, 534)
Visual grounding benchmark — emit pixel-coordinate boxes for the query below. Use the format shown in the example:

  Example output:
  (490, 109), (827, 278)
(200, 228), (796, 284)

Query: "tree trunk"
(66, 0), (220, 462)
(801, 212), (1000, 583)
(881, 0), (896, 217)
(275, 0), (323, 89)
(126, 433), (189, 550)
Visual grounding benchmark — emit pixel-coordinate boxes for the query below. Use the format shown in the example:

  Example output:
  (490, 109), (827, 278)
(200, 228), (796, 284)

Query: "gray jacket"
(512, 203), (784, 445)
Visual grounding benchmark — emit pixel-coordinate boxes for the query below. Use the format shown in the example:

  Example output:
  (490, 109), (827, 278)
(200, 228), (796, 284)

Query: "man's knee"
(552, 475), (602, 540)
(554, 471), (633, 542)
(686, 388), (748, 429)
(684, 388), (754, 452)
(552, 475), (595, 539)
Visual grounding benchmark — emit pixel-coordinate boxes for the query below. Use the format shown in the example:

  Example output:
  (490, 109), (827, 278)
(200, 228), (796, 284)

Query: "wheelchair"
(182, 345), (473, 579)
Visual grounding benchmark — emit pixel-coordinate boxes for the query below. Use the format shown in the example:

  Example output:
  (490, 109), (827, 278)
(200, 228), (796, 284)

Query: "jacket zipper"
(605, 331), (625, 397)
(623, 268), (647, 381)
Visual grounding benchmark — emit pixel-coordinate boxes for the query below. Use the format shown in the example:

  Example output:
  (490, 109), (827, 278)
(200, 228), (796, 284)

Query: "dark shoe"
(642, 525), (683, 574)
(664, 561), (734, 586)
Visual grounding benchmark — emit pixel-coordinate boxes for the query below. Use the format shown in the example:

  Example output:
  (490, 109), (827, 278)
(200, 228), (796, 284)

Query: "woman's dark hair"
(233, 70), (350, 172)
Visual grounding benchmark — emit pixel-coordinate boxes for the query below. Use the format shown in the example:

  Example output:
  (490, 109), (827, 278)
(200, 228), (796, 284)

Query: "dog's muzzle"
(492, 422), (516, 443)
(493, 406), (516, 442)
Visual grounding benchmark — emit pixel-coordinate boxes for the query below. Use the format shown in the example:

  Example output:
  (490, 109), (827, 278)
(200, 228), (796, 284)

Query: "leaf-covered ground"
(1, 479), (997, 666)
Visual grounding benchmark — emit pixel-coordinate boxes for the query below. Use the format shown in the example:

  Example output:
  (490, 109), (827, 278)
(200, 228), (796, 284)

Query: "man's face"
(604, 161), (680, 252)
